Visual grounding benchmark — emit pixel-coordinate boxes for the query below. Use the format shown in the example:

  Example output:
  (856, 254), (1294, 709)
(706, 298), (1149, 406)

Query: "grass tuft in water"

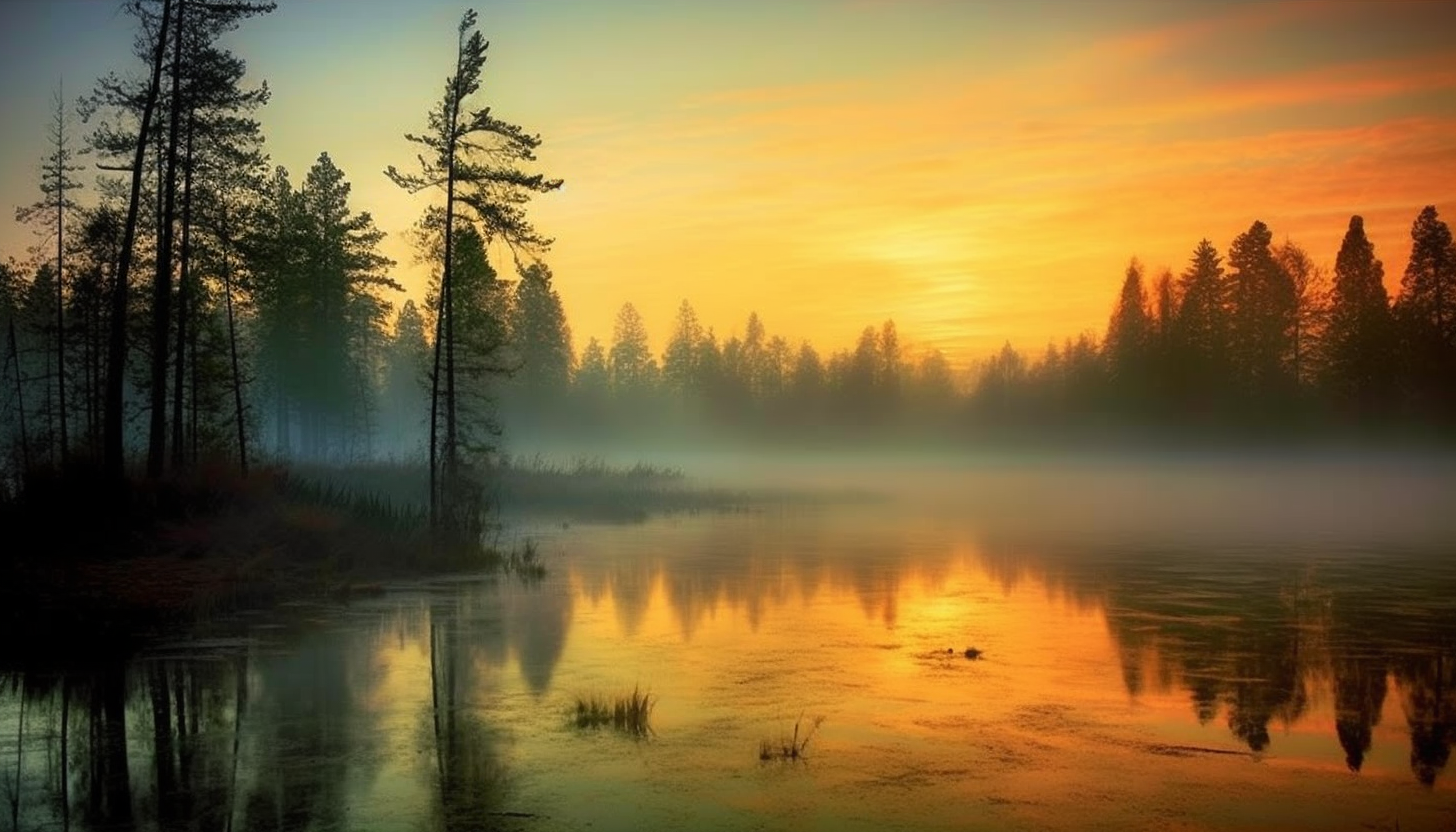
(759, 713), (824, 762)
(573, 685), (655, 737)
(503, 538), (546, 581)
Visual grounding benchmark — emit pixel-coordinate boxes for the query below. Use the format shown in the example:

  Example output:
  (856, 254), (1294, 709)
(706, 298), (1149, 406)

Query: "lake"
(3, 455), (1455, 831)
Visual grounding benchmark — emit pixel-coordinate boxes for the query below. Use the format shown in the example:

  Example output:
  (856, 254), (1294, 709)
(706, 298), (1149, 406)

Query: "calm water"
(4, 459), (1456, 831)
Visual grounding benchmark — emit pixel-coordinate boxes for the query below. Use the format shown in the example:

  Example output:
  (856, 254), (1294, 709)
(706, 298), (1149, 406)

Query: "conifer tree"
(16, 85), (85, 467)
(1325, 216), (1393, 417)
(387, 9), (561, 535)
(1394, 206), (1456, 417)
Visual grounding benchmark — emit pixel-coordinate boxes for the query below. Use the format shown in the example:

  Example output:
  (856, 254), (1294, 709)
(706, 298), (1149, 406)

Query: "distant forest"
(3, 1), (1455, 505)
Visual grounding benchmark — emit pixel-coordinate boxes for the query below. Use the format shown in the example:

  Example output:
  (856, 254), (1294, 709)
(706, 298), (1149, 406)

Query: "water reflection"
(3, 497), (1455, 830)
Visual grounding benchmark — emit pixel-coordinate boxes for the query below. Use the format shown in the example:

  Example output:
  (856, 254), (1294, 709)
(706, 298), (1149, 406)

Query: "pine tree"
(1174, 239), (1228, 414)
(15, 84), (86, 467)
(609, 302), (655, 398)
(1394, 206), (1456, 418)
(1271, 238), (1329, 393)
(1226, 221), (1297, 410)
(508, 262), (572, 405)
(386, 9), (561, 535)
(1324, 216), (1393, 419)
(1105, 258), (1152, 416)
(661, 300), (703, 395)
(245, 155), (398, 460)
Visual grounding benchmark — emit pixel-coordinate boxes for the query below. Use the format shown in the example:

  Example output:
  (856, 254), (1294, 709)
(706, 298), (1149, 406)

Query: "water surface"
(4, 460), (1455, 831)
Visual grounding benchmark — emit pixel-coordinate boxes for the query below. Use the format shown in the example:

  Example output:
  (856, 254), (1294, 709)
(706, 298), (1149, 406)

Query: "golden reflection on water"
(4, 503), (1454, 831)
(366, 507), (1454, 831)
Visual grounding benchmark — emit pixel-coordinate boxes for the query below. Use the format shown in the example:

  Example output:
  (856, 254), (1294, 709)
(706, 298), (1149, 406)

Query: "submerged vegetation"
(759, 714), (825, 762)
(573, 686), (656, 738)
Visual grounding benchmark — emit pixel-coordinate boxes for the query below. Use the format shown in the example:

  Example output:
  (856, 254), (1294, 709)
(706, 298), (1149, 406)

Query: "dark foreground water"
(3, 458), (1455, 831)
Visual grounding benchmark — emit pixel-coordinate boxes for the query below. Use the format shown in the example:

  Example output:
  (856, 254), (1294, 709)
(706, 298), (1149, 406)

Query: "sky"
(1, 0), (1454, 368)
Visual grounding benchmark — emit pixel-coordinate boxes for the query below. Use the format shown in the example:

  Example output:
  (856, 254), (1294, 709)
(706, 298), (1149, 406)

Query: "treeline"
(464, 208), (1456, 448)
(3, 1), (1453, 502)
(0, 2), (560, 519)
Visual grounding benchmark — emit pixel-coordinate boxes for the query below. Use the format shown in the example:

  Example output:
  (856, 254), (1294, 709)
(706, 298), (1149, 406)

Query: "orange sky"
(2, 0), (1454, 368)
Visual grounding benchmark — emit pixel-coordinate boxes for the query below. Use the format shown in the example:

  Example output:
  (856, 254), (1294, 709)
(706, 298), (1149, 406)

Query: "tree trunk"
(6, 321), (29, 471)
(218, 205), (248, 474)
(171, 100), (196, 471)
(55, 92), (69, 468)
(147, 0), (186, 478)
(107, 0), (174, 483)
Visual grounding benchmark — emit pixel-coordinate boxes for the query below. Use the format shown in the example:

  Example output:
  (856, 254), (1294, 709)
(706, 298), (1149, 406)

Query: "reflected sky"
(3, 491), (1455, 830)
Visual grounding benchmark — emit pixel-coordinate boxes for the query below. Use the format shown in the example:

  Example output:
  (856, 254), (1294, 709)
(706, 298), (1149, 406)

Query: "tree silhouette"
(1325, 216), (1394, 420)
(662, 300), (704, 396)
(386, 8), (561, 537)
(507, 262), (572, 417)
(1271, 238), (1329, 394)
(15, 84), (85, 468)
(1173, 239), (1227, 419)
(609, 302), (655, 398)
(1105, 258), (1152, 416)
(1394, 206), (1456, 420)
(1226, 220), (1297, 412)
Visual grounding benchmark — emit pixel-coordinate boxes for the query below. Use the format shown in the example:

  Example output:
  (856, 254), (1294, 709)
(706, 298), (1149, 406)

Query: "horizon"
(1, 0), (1454, 366)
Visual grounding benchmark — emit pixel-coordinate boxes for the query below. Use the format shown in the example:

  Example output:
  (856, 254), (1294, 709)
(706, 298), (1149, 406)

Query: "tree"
(661, 300), (702, 395)
(88, 0), (173, 482)
(573, 337), (609, 424)
(1324, 216), (1393, 419)
(1394, 206), (1456, 418)
(508, 262), (572, 406)
(379, 299), (429, 456)
(1271, 238), (1329, 392)
(386, 8), (562, 536)
(68, 206), (125, 457)
(421, 219), (511, 461)
(168, 12), (271, 471)
(81, 0), (273, 479)
(1105, 258), (1152, 415)
(245, 154), (398, 460)
(16, 84), (85, 467)
(1174, 239), (1228, 413)
(608, 302), (655, 398)
(1226, 221), (1297, 408)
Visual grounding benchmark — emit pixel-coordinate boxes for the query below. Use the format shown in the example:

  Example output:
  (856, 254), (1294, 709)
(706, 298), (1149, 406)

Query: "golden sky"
(2, 0), (1454, 367)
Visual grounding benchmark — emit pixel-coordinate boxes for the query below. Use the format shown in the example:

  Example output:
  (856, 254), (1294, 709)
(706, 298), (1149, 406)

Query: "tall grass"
(573, 685), (656, 737)
(759, 713), (824, 762)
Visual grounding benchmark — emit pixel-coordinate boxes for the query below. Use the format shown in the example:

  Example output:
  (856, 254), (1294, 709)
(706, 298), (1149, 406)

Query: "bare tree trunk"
(55, 83), (69, 468)
(106, 0), (174, 483)
(171, 101), (195, 471)
(146, 0), (186, 478)
(7, 321), (30, 472)
(429, 267), (444, 530)
(217, 205), (248, 475)
(433, 36), (466, 538)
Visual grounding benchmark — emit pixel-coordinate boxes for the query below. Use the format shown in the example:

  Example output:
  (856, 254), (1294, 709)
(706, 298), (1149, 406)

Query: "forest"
(2, 0), (1455, 546)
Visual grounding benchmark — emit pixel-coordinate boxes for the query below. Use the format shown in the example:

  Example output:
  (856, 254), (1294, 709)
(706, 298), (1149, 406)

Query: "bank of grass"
(0, 461), (501, 662)
(291, 454), (868, 523)
(572, 685), (656, 737)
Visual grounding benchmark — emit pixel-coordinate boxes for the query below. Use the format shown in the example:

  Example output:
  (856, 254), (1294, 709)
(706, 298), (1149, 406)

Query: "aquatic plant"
(573, 685), (656, 737)
(759, 713), (824, 762)
(503, 537), (546, 581)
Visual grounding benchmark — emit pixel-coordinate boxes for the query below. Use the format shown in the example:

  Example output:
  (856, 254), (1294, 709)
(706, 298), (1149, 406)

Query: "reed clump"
(759, 713), (824, 762)
(573, 685), (655, 737)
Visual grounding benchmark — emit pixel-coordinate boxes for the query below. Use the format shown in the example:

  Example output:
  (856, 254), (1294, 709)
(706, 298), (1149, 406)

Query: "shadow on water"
(0, 580), (544, 831)
(2, 457), (1454, 830)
